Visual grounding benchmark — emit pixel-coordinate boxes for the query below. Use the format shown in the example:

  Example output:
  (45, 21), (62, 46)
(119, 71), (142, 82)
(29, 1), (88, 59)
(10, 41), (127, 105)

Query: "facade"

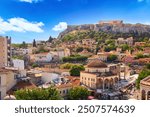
(80, 59), (119, 90)
(64, 48), (71, 57)
(34, 52), (53, 63)
(12, 59), (25, 70)
(0, 36), (11, 68)
(140, 76), (150, 100)
(79, 49), (93, 57)
(134, 42), (146, 47)
(82, 39), (96, 46)
(97, 52), (109, 61)
(57, 83), (73, 97)
(116, 37), (133, 46)
(0, 69), (17, 99)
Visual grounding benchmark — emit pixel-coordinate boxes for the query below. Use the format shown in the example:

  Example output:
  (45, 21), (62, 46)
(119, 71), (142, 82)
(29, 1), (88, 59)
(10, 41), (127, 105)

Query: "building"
(34, 52), (53, 63)
(56, 83), (73, 97)
(82, 39), (96, 46)
(97, 52), (110, 61)
(116, 37), (133, 46)
(0, 36), (11, 68)
(79, 49), (93, 57)
(99, 20), (123, 25)
(64, 48), (71, 57)
(0, 69), (17, 99)
(80, 59), (119, 91)
(140, 76), (150, 100)
(134, 42), (146, 47)
(12, 59), (25, 70)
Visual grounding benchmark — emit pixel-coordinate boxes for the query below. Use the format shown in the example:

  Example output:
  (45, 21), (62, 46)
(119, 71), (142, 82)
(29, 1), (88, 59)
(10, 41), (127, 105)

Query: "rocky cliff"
(58, 22), (150, 39)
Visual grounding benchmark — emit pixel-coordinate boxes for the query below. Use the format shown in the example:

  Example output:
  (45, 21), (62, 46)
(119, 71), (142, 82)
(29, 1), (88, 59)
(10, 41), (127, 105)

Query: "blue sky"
(0, 0), (150, 43)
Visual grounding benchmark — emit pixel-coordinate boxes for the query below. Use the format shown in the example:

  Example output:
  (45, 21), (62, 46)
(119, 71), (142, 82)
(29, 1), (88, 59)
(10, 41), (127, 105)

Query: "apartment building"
(0, 36), (11, 68)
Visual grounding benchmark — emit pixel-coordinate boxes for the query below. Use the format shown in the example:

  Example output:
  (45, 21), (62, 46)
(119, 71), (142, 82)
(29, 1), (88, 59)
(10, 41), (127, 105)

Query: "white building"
(34, 52), (53, 63)
(12, 59), (25, 70)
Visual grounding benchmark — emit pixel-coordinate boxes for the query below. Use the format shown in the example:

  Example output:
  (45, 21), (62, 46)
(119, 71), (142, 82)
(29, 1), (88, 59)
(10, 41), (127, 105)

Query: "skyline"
(0, 0), (150, 43)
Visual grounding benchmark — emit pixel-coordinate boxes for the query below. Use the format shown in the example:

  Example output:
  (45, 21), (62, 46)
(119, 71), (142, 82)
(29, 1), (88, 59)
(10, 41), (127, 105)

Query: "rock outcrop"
(58, 21), (150, 39)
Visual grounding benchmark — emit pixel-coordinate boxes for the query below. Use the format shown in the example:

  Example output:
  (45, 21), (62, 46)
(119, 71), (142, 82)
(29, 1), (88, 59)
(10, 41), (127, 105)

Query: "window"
(66, 89), (68, 94)
(0, 91), (1, 100)
(63, 90), (65, 94)
(60, 91), (61, 94)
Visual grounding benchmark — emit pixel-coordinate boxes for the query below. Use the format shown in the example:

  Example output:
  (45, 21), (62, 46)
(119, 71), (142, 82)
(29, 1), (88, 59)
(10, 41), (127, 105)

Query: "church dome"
(87, 59), (107, 68)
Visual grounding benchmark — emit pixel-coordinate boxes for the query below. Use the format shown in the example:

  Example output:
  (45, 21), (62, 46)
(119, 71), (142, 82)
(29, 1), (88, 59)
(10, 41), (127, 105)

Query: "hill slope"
(58, 22), (150, 42)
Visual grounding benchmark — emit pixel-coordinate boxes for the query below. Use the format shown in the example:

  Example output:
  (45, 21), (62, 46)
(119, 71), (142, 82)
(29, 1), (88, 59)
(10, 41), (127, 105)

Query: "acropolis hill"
(58, 20), (150, 39)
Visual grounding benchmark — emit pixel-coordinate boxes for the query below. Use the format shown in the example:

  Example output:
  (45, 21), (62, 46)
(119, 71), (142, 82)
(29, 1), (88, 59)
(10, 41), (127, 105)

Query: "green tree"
(146, 63), (150, 69)
(136, 69), (150, 89)
(62, 55), (88, 63)
(15, 87), (62, 100)
(67, 86), (90, 100)
(47, 36), (54, 42)
(107, 54), (117, 62)
(76, 47), (83, 52)
(120, 44), (129, 51)
(33, 39), (36, 47)
(135, 53), (144, 59)
(32, 63), (39, 68)
(69, 65), (85, 76)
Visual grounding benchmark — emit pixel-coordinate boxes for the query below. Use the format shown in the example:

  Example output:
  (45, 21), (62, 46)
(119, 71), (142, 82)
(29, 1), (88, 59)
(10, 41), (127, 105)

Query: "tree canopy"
(15, 87), (62, 100)
(33, 39), (37, 47)
(62, 55), (88, 63)
(69, 65), (85, 76)
(107, 54), (117, 62)
(136, 69), (150, 89)
(67, 86), (90, 100)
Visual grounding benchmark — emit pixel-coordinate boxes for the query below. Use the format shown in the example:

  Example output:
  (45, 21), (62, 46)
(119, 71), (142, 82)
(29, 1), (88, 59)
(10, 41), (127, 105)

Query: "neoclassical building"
(80, 59), (119, 91)
(140, 76), (150, 100)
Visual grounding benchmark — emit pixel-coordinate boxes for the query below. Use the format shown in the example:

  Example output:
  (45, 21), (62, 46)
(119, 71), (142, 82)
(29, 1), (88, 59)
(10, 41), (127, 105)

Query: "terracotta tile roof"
(15, 81), (37, 89)
(7, 81), (37, 95)
(56, 83), (73, 89)
(134, 58), (150, 63)
(72, 79), (80, 86)
(87, 59), (107, 68)
(141, 76), (150, 86)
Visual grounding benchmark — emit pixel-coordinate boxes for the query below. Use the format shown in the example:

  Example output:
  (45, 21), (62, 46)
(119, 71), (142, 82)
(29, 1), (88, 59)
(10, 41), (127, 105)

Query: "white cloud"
(0, 17), (44, 34)
(52, 22), (67, 31)
(141, 22), (150, 25)
(19, 0), (43, 3)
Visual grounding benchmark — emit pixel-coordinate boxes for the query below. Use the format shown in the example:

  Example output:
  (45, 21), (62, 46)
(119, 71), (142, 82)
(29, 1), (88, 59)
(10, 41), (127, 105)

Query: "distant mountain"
(58, 20), (150, 40)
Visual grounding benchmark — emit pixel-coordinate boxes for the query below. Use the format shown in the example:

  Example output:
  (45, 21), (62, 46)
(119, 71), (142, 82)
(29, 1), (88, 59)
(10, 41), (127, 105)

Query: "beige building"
(64, 48), (71, 57)
(57, 83), (73, 97)
(82, 39), (96, 46)
(140, 76), (150, 100)
(116, 37), (133, 46)
(0, 69), (17, 99)
(0, 36), (11, 68)
(80, 59), (119, 90)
